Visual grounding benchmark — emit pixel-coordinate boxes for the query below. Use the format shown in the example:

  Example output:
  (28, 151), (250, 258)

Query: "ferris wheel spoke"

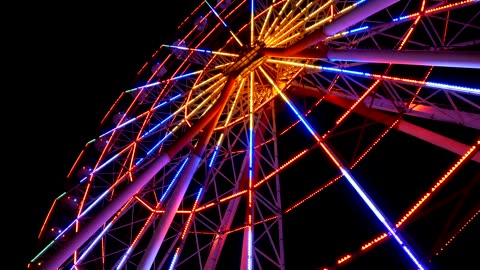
(265, 0), (334, 46)
(205, 0), (244, 46)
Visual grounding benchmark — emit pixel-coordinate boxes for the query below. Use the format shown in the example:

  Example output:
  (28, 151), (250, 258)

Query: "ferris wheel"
(29, 0), (480, 269)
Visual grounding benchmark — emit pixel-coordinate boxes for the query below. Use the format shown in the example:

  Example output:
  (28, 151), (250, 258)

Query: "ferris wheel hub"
(223, 43), (266, 77)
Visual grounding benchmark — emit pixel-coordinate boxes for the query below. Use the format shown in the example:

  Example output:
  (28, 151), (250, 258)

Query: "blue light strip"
(160, 157), (190, 202)
(205, 0), (227, 27)
(392, 15), (410, 22)
(208, 145), (220, 167)
(196, 187), (203, 200)
(248, 227), (253, 270)
(165, 45), (214, 54)
(70, 222), (114, 270)
(140, 114), (174, 139)
(135, 131), (173, 167)
(205, 0), (243, 46)
(168, 253), (179, 270)
(166, 188), (203, 270)
(116, 247), (130, 270)
(340, 168), (425, 269)
(138, 131), (173, 162)
(342, 25), (369, 35)
(278, 91), (426, 270)
(425, 81), (480, 94)
(48, 186), (127, 268)
(115, 157), (190, 269)
(249, 128), (253, 177)
(126, 82), (161, 92)
(95, 93), (182, 145)
(167, 71), (203, 81)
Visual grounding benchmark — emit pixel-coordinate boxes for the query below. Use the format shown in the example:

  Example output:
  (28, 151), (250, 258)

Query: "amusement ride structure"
(29, 0), (479, 269)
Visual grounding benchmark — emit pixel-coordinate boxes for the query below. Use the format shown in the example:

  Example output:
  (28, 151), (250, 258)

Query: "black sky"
(18, 2), (195, 269)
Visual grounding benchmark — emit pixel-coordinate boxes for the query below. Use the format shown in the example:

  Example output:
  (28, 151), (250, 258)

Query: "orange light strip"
(396, 140), (479, 228)
(351, 118), (401, 168)
(267, 0), (334, 46)
(337, 254), (351, 264)
(254, 149), (310, 188)
(198, 149), (314, 213)
(425, 0), (477, 14)
(180, 189), (203, 240)
(195, 190), (248, 212)
(258, 0), (279, 40)
(407, 67), (433, 108)
(213, 91), (276, 131)
(399, 15), (421, 48)
(392, 0), (476, 22)
(361, 233), (389, 250)
(335, 80), (380, 127)
(37, 194), (63, 239)
(182, 52), (226, 127)
(261, 0), (291, 42)
(285, 175), (342, 213)
(226, 225), (249, 234)
(334, 139), (479, 263)
(134, 196), (192, 214)
(434, 209), (480, 256)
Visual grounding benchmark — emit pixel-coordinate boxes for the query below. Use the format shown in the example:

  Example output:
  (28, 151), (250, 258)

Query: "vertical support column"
(241, 71), (256, 270)
(137, 154), (203, 270)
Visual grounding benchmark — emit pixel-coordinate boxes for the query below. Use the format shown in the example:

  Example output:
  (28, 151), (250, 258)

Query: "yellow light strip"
(267, 0), (334, 46)
(261, 0), (294, 42)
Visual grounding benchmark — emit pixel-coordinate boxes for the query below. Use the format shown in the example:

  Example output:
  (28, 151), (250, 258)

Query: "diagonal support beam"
(289, 85), (480, 163)
(283, 48), (480, 70)
(327, 49), (480, 69)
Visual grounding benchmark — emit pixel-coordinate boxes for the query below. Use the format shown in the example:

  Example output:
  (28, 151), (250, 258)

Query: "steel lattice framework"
(30, 0), (479, 269)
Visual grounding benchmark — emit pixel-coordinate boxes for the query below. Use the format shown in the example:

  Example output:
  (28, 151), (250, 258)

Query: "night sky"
(18, 2), (194, 269)
(15, 2), (479, 270)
